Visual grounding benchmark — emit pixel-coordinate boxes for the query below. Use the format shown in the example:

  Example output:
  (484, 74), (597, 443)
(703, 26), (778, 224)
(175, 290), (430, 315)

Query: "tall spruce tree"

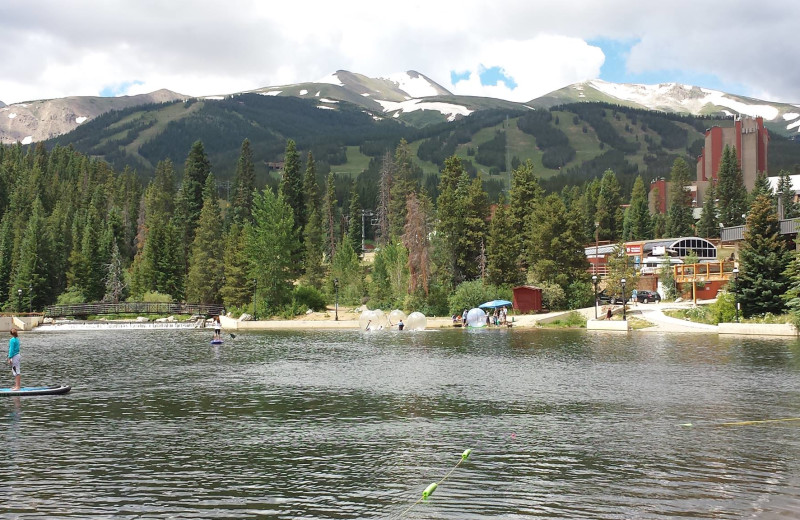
(302, 152), (325, 288)
(487, 195), (521, 286)
(777, 169), (798, 219)
(717, 145), (748, 226)
(738, 193), (793, 317)
(622, 175), (652, 241)
(508, 160), (543, 272)
(12, 198), (51, 311)
(595, 169), (624, 241)
(185, 174), (224, 303)
(528, 193), (589, 292)
(402, 190), (432, 296)
(697, 183), (719, 239)
(347, 188), (362, 257)
(220, 223), (251, 309)
(279, 139), (304, 233)
(665, 157), (694, 237)
(231, 139), (255, 225)
(247, 187), (300, 314)
(174, 141), (212, 265)
(323, 172), (338, 261)
(388, 139), (419, 241)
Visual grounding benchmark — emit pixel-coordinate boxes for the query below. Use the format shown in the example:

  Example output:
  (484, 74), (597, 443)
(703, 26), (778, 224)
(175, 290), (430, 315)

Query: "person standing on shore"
(7, 328), (21, 391)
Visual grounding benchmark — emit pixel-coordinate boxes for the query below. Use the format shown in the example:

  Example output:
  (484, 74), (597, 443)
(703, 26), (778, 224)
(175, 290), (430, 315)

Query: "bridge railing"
(44, 302), (225, 318)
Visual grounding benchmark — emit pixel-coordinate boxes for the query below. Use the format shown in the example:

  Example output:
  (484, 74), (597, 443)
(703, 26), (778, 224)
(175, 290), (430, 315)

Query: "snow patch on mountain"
(316, 73), (343, 86)
(21, 136), (32, 145)
(788, 120), (800, 131)
(375, 98), (472, 121)
(259, 91), (281, 96)
(783, 113), (799, 121)
(588, 80), (780, 120)
(319, 98), (338, 103)
(8, 113), (16, 119)
(299, 89), (308, 96)
(383, 72), (440, 98)
(76, 116), (87, 124)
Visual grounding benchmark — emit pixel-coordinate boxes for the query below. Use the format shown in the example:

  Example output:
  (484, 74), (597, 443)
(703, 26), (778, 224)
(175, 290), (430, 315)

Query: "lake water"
(3, 328), (800, 519)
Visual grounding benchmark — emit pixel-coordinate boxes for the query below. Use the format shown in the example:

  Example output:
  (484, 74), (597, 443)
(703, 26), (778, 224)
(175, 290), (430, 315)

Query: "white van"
(639, 256), (684, 275)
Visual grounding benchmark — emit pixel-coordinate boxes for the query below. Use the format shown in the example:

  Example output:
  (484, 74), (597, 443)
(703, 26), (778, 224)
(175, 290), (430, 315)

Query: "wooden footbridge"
(44, 302), (225, 318)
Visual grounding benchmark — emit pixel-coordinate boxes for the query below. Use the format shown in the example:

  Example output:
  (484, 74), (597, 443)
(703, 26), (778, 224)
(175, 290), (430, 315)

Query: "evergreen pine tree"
(622, 175), (652, 241)
(247, 187), (300, 315)
(665, 157), (694, 237)
(323, 172), (338, 261)
(777, 169), (798, 219)
(508, 160), (543, 271)
(231, 139), (255, 225)
(347, 188), (362, 257)
(301, 152), (324, 288)
(717, 145), (748, 226)
(11, 198), (52, 311)
(738, 194), (793, 317)
(487, 195), (522, 286)
(697, 183), (719, 239)
(595, 169), (624, 241)
(185, 174), (224, 303)
(528, 193), (589, 291)
(220, 223), (251, 309)
(388, 139), (419, 241)
(174, 141), (212, 264)
(403, 191), (432, 296)
(279, 140), (305, 235)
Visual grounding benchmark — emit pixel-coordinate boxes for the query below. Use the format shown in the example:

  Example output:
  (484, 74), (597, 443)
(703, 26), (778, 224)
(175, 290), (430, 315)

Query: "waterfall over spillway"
(36, 321), (204, 331)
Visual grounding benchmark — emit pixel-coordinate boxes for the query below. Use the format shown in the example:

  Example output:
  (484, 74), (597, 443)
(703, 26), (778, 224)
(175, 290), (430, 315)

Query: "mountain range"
(3, 70), (799, 146)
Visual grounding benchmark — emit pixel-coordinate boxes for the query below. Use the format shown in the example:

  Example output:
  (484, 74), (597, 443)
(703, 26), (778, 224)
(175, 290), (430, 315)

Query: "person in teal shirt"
(7, 328), (20, 390)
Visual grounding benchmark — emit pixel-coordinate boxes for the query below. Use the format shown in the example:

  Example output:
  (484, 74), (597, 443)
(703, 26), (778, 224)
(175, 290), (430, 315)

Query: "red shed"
(513, 285), (543, 314)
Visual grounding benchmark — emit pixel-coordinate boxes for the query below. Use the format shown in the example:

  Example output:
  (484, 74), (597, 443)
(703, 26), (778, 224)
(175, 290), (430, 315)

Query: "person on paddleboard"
(212, 315), (222, 340)
(7, 328), (20, 391)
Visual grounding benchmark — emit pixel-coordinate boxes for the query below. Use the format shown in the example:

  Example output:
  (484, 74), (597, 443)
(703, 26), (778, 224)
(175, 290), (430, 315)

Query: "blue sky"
(589, 38), (751, 96)
(1, 1), (798, 105)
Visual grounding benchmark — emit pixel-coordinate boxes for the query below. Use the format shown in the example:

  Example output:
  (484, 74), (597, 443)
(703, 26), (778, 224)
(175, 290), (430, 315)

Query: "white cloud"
(0, 0), (798, 105)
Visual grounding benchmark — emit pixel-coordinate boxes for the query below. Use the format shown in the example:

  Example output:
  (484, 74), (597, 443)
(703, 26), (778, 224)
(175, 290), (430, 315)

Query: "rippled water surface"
(4, 328), (800, 519)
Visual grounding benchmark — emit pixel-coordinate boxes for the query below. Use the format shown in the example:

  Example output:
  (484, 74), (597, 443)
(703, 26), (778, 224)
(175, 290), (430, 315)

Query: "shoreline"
(19, 301), (799, 337)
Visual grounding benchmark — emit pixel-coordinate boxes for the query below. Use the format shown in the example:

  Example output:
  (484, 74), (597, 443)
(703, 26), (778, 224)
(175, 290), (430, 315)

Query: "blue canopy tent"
(478, 299), (512, 309)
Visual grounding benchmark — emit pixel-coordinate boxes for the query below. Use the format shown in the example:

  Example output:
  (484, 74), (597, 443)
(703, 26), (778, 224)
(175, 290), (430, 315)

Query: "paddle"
(229, 333), (236, 339)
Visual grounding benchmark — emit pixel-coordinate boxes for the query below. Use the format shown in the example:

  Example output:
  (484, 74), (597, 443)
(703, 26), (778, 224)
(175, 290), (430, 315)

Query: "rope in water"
(396, 448), (472, 518)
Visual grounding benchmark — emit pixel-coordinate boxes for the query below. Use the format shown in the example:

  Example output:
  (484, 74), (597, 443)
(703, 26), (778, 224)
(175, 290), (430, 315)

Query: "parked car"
(597, 290), (624, 304)
(636, 290), (661, 303)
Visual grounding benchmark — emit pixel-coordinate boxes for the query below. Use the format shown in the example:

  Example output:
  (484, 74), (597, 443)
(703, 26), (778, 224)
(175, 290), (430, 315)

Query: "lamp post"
(28, 283), (32, 313)
(17, 288), (22, 314)
(252, 278), (257, 320)
(333, 278), (339, 321)
(592, 275), (598, 319)
(734, 268), (740, 321)
(621, 278), (627, 321)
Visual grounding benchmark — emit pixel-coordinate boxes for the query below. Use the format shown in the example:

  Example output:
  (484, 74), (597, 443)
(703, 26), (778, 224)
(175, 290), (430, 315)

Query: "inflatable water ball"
(389, 309), (407, 326)
(466, 308), (487, 328)
(405, 312), (427, 331)
(359, 309), (390, 331)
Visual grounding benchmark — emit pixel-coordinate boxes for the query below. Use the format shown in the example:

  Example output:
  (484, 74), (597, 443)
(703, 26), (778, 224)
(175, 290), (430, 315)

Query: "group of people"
(452, 306), (509, 327)
(488, 306), (509, 326)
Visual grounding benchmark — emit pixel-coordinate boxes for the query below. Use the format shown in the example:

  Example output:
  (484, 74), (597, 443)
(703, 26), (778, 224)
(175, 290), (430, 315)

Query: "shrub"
(448, 280), (510, 316)
(293, 285), (327, 312)
(539, 281), (567, 311)
(140, 291), (172, 303)
(709, 291), (736, 324)
(56, 287), (86, 305)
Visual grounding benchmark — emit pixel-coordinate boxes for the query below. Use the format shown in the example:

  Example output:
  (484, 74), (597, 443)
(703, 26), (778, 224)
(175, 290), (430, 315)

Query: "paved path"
(627, 302), (719, 333)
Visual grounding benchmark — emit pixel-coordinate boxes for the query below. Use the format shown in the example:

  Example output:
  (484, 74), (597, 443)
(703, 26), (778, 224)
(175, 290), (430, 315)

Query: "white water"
(35, 321), (203, 331)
